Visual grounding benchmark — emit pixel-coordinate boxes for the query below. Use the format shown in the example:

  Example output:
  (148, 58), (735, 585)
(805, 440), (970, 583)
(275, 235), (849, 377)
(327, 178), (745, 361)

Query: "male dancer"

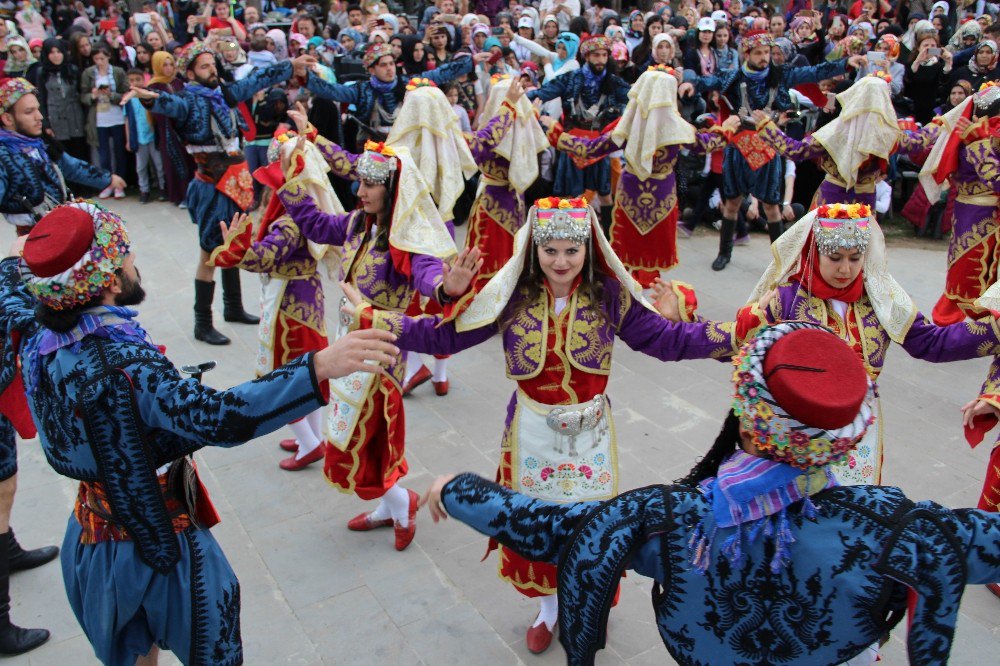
(0, 78), (125, 236)
(425, 322), (1000, 664)
(0, 201), (398, 665)
(125, 46), (317, 346)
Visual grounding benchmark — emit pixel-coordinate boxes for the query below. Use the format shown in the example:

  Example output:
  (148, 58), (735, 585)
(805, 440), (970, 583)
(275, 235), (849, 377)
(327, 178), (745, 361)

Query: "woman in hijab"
(630, 15), (664, 66)
(4, 35), (36, 78)
(951, 40), (999, 91)
(34, 37), (88, 163)
(265, 28), (289, 61)
(398, 35), (429, 77)
(147, 51), (193, 206)
(507, 28), (580, 117)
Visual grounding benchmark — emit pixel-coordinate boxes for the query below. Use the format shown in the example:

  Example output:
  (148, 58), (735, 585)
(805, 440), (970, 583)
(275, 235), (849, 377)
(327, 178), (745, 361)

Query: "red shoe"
(401, 365), (432, 396)
(988, 583), (1000, 599)
(526, 615), (554, 654)
(432, 380), (449, 396)
(393, 489), (419, 551)
(278, 444), (325, 471)
(279, 438), (298, 453)
(347, 512), (393, 531)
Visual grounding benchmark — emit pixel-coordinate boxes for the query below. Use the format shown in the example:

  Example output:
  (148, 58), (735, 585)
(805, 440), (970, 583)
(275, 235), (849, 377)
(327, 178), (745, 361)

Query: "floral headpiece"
(813, 203), (872, 256)
(405, 77), (437, 91)
(267, 129), (297, 164)
(875, 34), (900, 59)
(741, 30), (775, 55)
(580, 35), (611, 59)
(647, 63), (676, 75)
(732, 323), (876, 471)
(363, 42), (394, 68)
(356, 140), (398, 184)
(178, 42), (215, 72)
(0, 78), (36, 113)
(20, 201), (131, 311)
(867, 70), (893, 84)
(531, 197), (591, 246)
(490, 72), (511, 85)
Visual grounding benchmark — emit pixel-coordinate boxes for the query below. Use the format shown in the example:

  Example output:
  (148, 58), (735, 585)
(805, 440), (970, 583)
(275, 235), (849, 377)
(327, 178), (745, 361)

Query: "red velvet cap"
(762, 328), (868, 431)
(22, 207), (95, 278)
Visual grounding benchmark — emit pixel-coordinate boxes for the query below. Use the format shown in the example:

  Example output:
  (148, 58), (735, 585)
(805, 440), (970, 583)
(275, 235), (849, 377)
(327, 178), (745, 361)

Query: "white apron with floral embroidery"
(324, 311), (377, 451)
(254, 276), (287, 377)
(511, 390), (618, 502)
(830, 404), (882, 486)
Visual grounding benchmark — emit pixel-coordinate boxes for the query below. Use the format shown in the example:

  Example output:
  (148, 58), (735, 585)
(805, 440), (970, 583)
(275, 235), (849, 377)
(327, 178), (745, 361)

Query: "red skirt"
(466, 206), (516, 287)
(609, 205), (679, 288)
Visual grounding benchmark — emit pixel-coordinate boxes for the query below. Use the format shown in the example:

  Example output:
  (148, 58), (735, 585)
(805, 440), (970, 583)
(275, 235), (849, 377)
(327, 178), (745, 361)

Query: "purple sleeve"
(315, 134), (359, 180)
(556, 131), (618, 161)
(276, 180), (352, 246)
(614, 285), (737, 361)
(900, 313), (1000, 362)
(410, 253), (447, 300)
(466, 103), (515, 162)
(373, 309), (497, 355)
(758, 121), (825, 161)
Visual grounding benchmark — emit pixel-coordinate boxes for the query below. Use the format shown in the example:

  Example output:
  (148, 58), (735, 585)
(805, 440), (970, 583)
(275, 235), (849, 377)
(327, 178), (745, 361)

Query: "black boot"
(767, 220), (785, 244)
(221, 268), (260, 325)
(6, 530), (57, 573)
(599, 205), (613, 238)
(0, 532), (49, 655)
(193, 280), (231, 346)
(712, 217), (737, 271)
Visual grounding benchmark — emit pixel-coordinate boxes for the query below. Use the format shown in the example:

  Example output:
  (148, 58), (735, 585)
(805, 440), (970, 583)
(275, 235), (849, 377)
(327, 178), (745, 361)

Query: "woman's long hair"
(631, 17), (664, 65)
(501, 236), (609, 332)
(350, 172), (399, 252)
(675, 411), (741, 487)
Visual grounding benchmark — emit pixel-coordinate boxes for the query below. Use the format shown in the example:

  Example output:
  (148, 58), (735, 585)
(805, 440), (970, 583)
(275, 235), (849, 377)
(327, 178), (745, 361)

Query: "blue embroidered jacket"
(0, 141), (110, 217)
(150, 61), (293, 148)
(442, 473), (1000, 666)
(525, 65), (630, 127)
(304, 57), (474, 124)
(688, 59), (848, 113)
(0, 257), (327, 573)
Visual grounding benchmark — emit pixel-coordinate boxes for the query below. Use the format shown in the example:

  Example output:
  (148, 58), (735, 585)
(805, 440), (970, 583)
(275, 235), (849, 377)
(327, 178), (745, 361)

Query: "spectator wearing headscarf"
(266, 28), (289, 61)
(34, 37), (88, 164)
(398, 35), (429, 77)
(4, 35), (35, 78)
(147, 50), (192, 206)
(951, 40), (999, 89)
(860, 34), (906, 97)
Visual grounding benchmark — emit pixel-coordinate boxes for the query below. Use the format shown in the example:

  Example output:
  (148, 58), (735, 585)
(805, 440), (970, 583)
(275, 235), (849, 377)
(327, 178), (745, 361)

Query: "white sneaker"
(98, 186), (114, 199)
(113, 188), (126, 199)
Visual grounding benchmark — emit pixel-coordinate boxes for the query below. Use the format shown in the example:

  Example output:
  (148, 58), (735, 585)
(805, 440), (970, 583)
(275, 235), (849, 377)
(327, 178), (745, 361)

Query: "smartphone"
(491, 26), (504, 36)
(134, 12), (151, 24)
(867, 51), (886, 64)
(927, 47), (942, 57)
(438, 13), (458, 22)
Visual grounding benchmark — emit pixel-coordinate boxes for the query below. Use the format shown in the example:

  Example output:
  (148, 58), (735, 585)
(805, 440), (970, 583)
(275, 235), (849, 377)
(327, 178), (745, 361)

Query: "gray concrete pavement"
(1, 200), (998, 665)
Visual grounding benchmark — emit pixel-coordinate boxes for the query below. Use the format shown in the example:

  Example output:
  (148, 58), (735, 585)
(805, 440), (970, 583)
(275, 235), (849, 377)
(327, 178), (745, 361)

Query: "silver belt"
(545, 395), (608, 456)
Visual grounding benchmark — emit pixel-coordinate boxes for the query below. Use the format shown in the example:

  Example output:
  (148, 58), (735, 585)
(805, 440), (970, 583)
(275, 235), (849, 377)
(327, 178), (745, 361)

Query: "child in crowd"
(124, 67), (165, 203)
(441, 81), (471, 132)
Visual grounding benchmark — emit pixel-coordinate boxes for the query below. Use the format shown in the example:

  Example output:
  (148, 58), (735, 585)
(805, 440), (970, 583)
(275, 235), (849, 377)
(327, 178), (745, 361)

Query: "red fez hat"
(763, 328), (868, 431)
(22, 207), (95, 278)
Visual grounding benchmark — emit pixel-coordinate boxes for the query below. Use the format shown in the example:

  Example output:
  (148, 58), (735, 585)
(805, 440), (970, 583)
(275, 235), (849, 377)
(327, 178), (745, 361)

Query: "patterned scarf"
(0, 129), (47, 164)
(581, 63), (607, 99)
(370, 75), (397, 94)
(24, 306), (157, 395)
(186, 82), (241, 133)
(689, 449), (837, 574)
(741, 61), (770, 81)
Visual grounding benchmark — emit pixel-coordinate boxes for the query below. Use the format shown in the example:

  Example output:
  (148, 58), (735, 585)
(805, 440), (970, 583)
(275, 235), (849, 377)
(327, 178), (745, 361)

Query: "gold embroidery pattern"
(373, 310), (405, 337)
(619, 179), (677, 236)
(351, 248), (413, 312)
(567, 291), (612, 373)
(504, 294), (546, 379)
(315, 135), (356, 179)
(278, 179), (310, 205)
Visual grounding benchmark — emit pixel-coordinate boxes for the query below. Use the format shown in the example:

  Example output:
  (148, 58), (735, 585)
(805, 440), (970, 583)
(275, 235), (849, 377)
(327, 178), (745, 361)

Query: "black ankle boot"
(0, 532), (49, 655)
(712, 217), (737, 271)
(767, 220), (785, 244)
(6, 530), (57, 574)
(193, 280), (230, 346)
(220, 268), (260, 325)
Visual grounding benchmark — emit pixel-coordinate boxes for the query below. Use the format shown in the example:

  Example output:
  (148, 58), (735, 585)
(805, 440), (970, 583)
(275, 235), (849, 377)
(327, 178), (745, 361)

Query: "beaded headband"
(812, 203), (872, 256)
(0, 78), (36, 113)
(732, 323), (876, 470)
(20, 201), (131, 311)
(647, 63), (676, 75)
(531, 197), (591, 246)
(356, 140), (397, 184)
(741, 30), (775, 54)
(974, 80), (1000, 114)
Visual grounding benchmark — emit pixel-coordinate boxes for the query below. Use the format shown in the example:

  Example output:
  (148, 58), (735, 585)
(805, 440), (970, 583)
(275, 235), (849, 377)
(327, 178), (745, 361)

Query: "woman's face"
(412, 42), (425, 61)
(161, 55), (175, 78)
(631, 15), (644, 32)
(537, 240), (585, 294)
(976, 46), (995, 67)
(9, 44), (26, 62)
(818, 248), (864, 288)
(92, 51), (108, 68)
(556, 42), (567, 58)
(47, 46), (64, 66)
(543, 22), (558, 38)
(222, 47), (238, 63)
(341, 36), (356, 51)
(770, 15), (785, 36)
(796, 21), (812, 40)
(473, 33), (486, 48)
(917, 36), (937, 53)
(432, 32), (448, 49)
(390, 38), (403, 58)
(654, 40), (673, 63)
(648, 20), (663, 37)
(714, 27), (729, 47)
(266, 37), (276, 52)
(950, 85), (969, 106)
(136, 46), (150, 63)
(358, 179), (388, 215)
(698, 29), (714, 46)
(932, 16), (945, 31)
(446, 88), (458, 104)
(964, 33), (979, 47)
(146, 31), (163, 50)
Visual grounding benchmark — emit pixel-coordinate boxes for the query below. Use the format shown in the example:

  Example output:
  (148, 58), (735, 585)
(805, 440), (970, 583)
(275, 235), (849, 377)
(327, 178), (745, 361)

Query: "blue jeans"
(97, 124), (127, 180)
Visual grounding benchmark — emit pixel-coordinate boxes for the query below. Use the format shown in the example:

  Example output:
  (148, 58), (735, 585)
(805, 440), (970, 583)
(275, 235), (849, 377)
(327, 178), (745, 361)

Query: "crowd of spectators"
(0, 0), (996, 230)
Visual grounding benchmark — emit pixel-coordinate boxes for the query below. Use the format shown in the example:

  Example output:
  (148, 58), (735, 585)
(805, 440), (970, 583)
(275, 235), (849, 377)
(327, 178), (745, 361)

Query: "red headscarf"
(790, 233), (865, 302)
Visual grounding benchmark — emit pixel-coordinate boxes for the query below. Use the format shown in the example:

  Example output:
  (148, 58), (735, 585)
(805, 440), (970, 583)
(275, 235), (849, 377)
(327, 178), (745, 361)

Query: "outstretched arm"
(223, 61), (294, 104)
(276, 178), (354, 246)
(305, 71), (362, 105)
(756, 118), (826, 161)
(422, 55), (474, 85)
(58, 152), (112, 191)
(900, 313), (1000, 362)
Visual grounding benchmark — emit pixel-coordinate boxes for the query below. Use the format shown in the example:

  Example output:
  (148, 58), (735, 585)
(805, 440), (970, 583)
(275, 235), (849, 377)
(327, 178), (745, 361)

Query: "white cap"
(518, 16), (534, 29)
(697, 17), (716, 32)
(711, 10), (729, 23)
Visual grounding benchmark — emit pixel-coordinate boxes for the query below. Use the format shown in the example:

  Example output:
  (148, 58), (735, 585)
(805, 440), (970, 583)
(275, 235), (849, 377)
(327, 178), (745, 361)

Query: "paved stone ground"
(1, 200), (998, 665)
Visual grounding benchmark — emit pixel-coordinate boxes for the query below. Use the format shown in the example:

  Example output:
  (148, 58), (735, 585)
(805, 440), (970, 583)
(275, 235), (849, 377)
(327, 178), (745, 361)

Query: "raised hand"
(441, 247), (483, 297)
(650, 278), (681, 322)
(338, 281), (365, 308)
(313, 328), (399, 380)
(219, 212), (250, 241)
(504, 76), (524, 104)
(721, 116), (741, 133)
(961, 398), (1000, 430)
(288, 100), (309, 134)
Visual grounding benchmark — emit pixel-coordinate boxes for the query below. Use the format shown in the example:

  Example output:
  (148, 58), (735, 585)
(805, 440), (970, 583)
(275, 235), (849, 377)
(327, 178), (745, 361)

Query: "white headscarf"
(610, 70), (695, 180)
(386, 86), (478, 222)
(385, 145), (458, 259)
(812, 77), (900, 190)
(747, 210), (916, 343)
(651, 33), (676, 64)
(477, 77), (548, 193)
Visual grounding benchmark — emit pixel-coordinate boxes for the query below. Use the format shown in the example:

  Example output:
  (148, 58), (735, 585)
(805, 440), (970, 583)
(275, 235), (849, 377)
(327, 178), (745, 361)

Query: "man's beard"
(115, 270), (146, 307)
(746, 59), (768, 71)
(13, 116), (41, 137)
(589, 62), (605, 74)
(193, 72), (220, 88)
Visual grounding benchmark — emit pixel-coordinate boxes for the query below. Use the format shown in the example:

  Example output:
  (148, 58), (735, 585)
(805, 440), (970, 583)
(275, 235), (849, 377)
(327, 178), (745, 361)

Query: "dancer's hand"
(677, 82), (694, 98)
(782, 203), (795, 221)
(219, 212), (249, 242)
(420, 474), (458, 523)
(961, 398), (1000, 430)
(287, 101), (309, 134)
(538, 114), (556, 131)
(721, 116), (741, 134)
(847, 54), (868, 70)
(758, 288), (777, 312)
(651, 278), (681, 322)
(746, 197), (760, 221)
(119, 87), (158, 105)
(109, 174), (127, 191)
(338, 281), (365, 314)
(955, 116), (972, 134)
(505, 76), (524, 104)
(314, 328), (399, 380)
(441, 247), (483, 298)
(751, 109), (770, 126)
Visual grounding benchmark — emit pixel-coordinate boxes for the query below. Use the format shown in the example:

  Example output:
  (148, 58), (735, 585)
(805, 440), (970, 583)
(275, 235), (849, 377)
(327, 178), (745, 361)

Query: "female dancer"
(343, 196), (739, 653)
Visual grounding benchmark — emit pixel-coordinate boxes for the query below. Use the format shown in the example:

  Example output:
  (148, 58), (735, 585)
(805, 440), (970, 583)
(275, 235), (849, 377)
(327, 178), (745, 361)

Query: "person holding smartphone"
(905, 33), (953, 124)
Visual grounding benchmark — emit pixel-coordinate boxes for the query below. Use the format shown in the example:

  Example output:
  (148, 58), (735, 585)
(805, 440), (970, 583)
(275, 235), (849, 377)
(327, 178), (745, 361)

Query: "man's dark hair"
(250, 35), (268, 51)
(126, 67), (145, 78)
(676, 411), (741, 487)
(347, 4), (363, 13)
(92, 43), (112, 59)
(35, 290), (105, 333)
